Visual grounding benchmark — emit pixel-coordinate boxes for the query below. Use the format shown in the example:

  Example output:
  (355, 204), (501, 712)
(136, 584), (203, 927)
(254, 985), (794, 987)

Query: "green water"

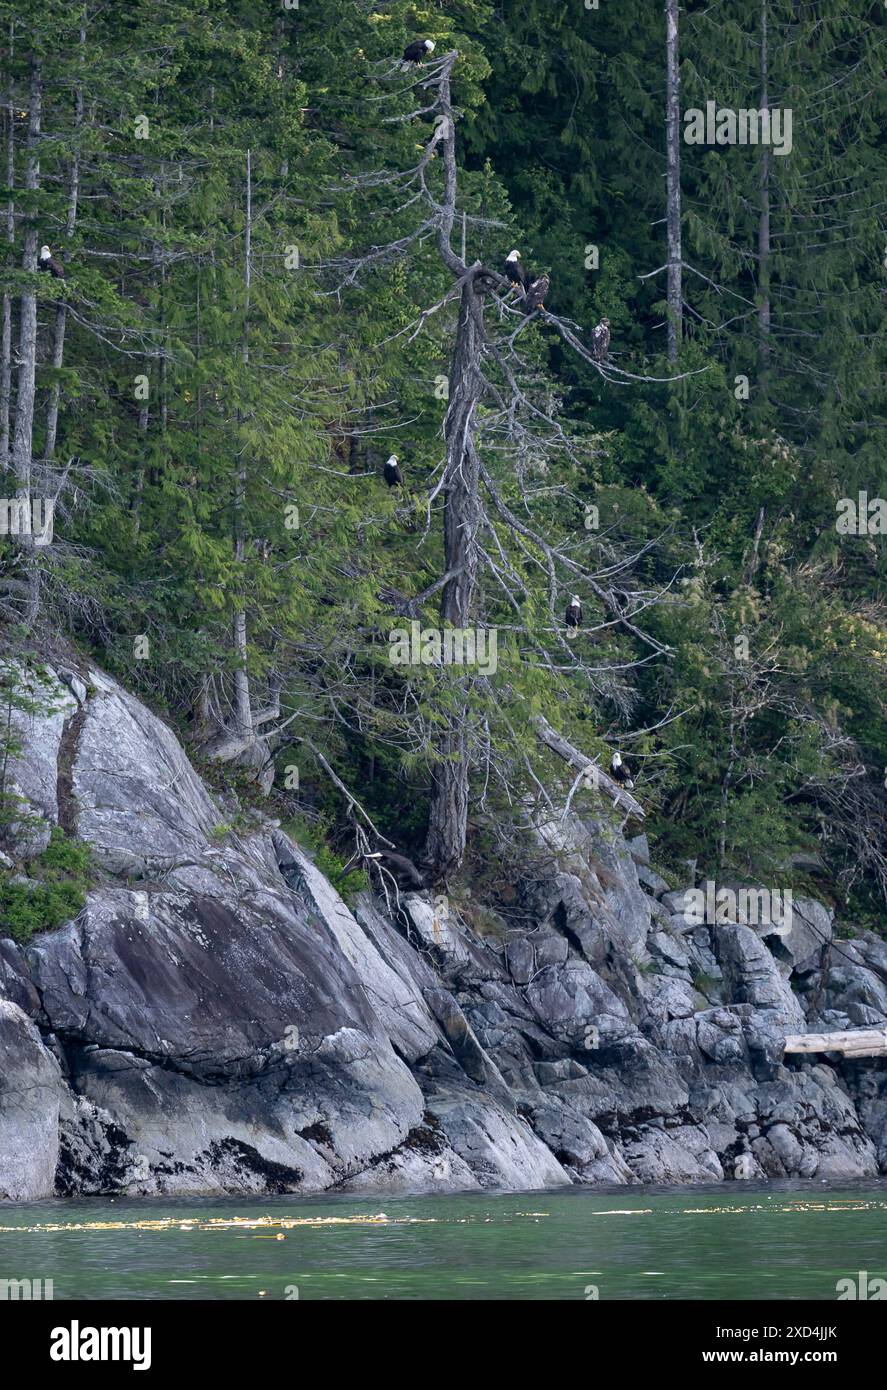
(1, 1182), (886, 1300)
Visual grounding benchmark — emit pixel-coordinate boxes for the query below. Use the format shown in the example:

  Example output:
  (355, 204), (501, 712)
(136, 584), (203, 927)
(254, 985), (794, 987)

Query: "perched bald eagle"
(38, 245), (65, 279)
(403, 39), (435, 63)
(591, 317), (610, 362)
(523, 273), (549, 315)
(383, 454), (403, 487)
(504, 249), (529, 293)
(566, 594), (582, 638)
(610, 751), (634, 789)
(365, 848), (427, 891)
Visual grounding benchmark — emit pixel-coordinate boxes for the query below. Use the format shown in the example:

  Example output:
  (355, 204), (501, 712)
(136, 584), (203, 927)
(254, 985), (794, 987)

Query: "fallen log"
(534, 714), (645, 821)
(783, 1027), (887, 1057)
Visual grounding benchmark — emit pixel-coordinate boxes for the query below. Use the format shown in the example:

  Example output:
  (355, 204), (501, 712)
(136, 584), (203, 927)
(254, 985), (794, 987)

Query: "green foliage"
(280, 813), (368, 905)
(0, 829), (93, 944)
(0, 0), (883, 915)
(313, 844), (369, 907)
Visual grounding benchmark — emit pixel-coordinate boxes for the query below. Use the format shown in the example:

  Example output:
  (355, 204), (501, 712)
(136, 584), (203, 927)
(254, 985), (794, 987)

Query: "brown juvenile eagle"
(591, 317), (611, 362)
(523, 273), (549, 315)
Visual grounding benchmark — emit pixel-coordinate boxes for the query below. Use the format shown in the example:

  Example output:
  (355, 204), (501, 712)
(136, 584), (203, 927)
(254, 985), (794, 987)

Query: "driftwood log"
(783, 1027), (887, 1058)
(534, 714), (645, 821)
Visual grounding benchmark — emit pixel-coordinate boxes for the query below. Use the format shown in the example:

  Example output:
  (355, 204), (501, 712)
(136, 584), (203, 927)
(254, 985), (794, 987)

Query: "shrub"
(313, 844), (368, 906)
(0, 828), (93, 944)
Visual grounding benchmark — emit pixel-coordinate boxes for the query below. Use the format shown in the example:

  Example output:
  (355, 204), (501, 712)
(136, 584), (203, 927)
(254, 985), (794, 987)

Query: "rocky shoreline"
(1, 663), (885, 1199)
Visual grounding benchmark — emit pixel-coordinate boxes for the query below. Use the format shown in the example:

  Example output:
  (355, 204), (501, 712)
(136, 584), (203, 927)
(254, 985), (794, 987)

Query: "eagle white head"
(386, 454), (398, 466)
(506, 249), (521, 261)
(570, 594), (580, 606)
(612, 752), (622, 768)
(40, 245), (51, 259)
(424, 40), (435, 52)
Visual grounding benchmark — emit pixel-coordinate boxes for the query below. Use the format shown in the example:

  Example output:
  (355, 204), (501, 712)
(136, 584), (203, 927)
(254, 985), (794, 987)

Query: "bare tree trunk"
(43, 19), (84, 463)
(132, 221), (163, 529)
(423, 279), (485, 879)
(757, 0), (771, 394)
(665, 0), (682, 362)
(232, 148), (253, 742)
(11, 60), (42, 626)
(421, 59), (482, 881)
(743, 505), (766, 584)
(131, 392), (149, 535)
(440, 291), (483, 628)
(718, 703), (737, 869)
(0, 23), (16, 473)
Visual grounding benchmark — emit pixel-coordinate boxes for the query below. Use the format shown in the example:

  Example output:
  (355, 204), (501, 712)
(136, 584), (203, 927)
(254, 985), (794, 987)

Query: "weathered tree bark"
(131, 387), (149, 535)
(43, 19), (84, 463)
(743, 505), (766, 584)
(10, 59), (42, 626)
(423, 277), (485, 879)
(757, 0), (771, 394)
(665, 0), (682, 363)
(232, 147), (253, 742)
(421, 57), (483, 881)
(0, 25), (15, 473)
(132, 212), (162, 529)
(440, 290), (483, 629)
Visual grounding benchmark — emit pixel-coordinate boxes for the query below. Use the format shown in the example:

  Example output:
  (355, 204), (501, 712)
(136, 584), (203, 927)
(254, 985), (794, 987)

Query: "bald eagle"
(39, 245), (65, 279)
(403, 39), (435, 63)
(365, 848), (427, 891)
(504, 249), (530, 293)
(523, 273), (549, 315)
(383, 454), (403, 487)
(566, 594), (582, 638)
(591, 317), (610, 362)
(610, 751), (634, 789)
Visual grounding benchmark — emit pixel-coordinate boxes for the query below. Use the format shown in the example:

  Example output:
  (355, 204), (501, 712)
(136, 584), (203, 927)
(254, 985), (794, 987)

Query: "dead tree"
(0, 19), (15, 473)
(10, 59), (42, 627)
(232, 147), (253, 746)
(42, 18), (84, 465)
(420, 56), (674, 877)
(420, 64), (486, 876)
(665, 0), (682, 362)
(757, 0), (771, 393)
(325, 51), (697, 883)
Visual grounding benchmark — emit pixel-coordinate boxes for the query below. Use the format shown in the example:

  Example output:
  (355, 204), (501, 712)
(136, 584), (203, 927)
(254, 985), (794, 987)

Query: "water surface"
(2, 1182), (885, 1300)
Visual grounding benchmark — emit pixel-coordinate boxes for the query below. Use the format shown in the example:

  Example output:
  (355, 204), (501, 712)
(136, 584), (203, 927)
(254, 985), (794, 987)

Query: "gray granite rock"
(2, 657), (885, 1199)
(0, 1001), (63, 1200)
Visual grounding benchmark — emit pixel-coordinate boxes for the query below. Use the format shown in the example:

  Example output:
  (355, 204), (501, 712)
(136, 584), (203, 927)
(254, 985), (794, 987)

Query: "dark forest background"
(1, 1), (885, 924)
